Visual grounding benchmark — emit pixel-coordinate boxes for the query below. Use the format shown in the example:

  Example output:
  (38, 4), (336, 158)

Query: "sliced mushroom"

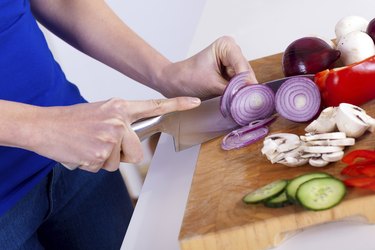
(336, 103), (371, 138)
(300, 132), (346, 142)
(305, 107), (337, 133)
(301, 153), (321, 158)
(305, 138), (355, 147)
(278, 157), (309, 167)
(304, 146), (344, 154)
(322, 151), (344, 162)
(309, 157), (330, 167)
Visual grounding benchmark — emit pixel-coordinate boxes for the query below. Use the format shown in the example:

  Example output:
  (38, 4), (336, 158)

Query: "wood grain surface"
(179, 53), (375, 250)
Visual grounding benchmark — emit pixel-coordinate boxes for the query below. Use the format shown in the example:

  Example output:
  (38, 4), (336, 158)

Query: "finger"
(216, 36), (258, 83)
(120, 125), (144, 164)
(102, 141), (121, 172)
(78, 165), (101, 173)
(128, 96), (201, 122)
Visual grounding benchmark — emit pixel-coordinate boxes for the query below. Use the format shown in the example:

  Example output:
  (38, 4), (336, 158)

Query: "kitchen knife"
(62, 74), (315, 170)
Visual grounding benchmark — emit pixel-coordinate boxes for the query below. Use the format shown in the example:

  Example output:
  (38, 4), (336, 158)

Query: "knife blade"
(131, 96), (239, 152)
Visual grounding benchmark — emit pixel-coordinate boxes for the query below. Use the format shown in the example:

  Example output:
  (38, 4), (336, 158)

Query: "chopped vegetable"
(243, 179), (288, 204)
(243, 173), (345, 211)
(341, 150), (375, 191)
(282, 37), (340, 77)
(275, 76), (321, 122)
(220, 71), (250, 117)
(342, 149), (375, 164)
(314, 55), (375, 107)
(343, 177), (375, 188)
(230, 84), (275, 126)
(296, 177), (346, 211)
(305, 106), (337, 133)
(341, 159), (375, 176)
(264, 191), (292, 208)
(336, 103), (375, 138)
(221, 126), (269, 151)
(286, 172), (331, 202)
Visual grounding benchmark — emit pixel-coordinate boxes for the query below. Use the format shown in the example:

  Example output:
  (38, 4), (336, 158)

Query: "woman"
(0, 0), (257, 249)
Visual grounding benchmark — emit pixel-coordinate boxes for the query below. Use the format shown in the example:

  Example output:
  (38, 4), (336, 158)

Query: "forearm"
(0, 100), (43, 150)
(30, 0), (170, 93)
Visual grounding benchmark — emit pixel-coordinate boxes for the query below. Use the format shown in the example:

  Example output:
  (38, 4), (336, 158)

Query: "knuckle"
(150, 99), (166, 112)
(106, 98), (127, 115)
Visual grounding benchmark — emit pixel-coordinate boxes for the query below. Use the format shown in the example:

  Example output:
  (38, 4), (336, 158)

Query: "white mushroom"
(337, 31), (375, 65)
(300, 132), (346, 142)
(322, 151), (345, 162)
(305, 138), (355, 146)
(305, 107), (337, 133)
(335, 16), (369, 42)
(304, 146), (344, 154)
(309, 157), (330, 167)
(336, 103), (372, 138)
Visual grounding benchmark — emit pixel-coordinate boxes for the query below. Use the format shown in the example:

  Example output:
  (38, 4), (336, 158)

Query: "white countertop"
(122, 1), (375, 249)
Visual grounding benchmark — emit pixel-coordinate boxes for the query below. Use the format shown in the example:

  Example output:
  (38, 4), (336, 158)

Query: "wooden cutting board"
(179, 53), (375, 250)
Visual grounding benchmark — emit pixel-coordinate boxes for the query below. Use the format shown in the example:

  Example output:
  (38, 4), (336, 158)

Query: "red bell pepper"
(341, 160), (375, 176)
(342, 149), (375, 164)
(359, 164), (375, 177)
(343, 177), (375, 188)
(315, 55), (375, 107)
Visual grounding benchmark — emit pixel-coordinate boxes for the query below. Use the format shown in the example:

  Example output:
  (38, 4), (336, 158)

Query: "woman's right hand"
(29, 97), (200, 172)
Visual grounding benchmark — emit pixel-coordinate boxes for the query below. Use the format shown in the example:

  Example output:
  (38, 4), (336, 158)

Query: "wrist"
(155, 60), (190, 98)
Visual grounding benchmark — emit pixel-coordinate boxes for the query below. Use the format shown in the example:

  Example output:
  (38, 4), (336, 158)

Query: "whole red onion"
(367, 18), (375, 43)
(282, 37), (341, 77)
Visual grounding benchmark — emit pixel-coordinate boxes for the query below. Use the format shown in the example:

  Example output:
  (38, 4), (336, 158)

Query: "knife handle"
(61, 115), (163, 171)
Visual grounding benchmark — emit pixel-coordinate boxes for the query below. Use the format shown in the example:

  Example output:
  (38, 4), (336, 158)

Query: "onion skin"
(367, 18), (375, 43)
(282, 37), (341, 77)
(315, 55), (375, 107)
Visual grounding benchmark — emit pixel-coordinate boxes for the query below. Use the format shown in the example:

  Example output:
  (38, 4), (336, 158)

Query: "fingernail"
(191, 97), (201, 105)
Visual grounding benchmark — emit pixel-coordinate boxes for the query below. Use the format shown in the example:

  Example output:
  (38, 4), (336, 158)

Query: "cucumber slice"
(296, 177), (346, 211)
(264, 191), (293, 208)
(243, 179), (288, 204)
(286, 172), (331, 203)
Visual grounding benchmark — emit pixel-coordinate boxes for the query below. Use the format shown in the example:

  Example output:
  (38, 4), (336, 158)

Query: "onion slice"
(275, 76), (321, 122)
(221, 126), (269, 151)
(230, 84), (275, 126)
(220, 71), (250, 117)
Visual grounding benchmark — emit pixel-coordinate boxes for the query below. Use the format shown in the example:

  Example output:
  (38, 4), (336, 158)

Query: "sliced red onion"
(248, 115), (277, 129)
(275, 76), (321, 122)
(220, 71), (250, 117)
(221, 126), (269, 150)
(230, 84), (275, 126)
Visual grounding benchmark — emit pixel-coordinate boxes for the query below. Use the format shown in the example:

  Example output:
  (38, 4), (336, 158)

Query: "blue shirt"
(0, 0), (86, 216)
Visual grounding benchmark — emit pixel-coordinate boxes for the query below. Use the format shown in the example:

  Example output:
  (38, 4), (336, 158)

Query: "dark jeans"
(0, 163), (133, 250)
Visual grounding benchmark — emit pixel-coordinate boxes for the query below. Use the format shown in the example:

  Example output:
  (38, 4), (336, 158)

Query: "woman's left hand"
(158, 36), (258, 99)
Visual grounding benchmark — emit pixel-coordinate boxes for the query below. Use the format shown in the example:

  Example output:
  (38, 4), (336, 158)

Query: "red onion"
(282, 37), (341, 77)
(367, 18), (375, 43)
(230, 84), (275, 126)
(275, 76), (321, 122)
(220, 71), (250, 117)
(221, 126), (269, 150)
